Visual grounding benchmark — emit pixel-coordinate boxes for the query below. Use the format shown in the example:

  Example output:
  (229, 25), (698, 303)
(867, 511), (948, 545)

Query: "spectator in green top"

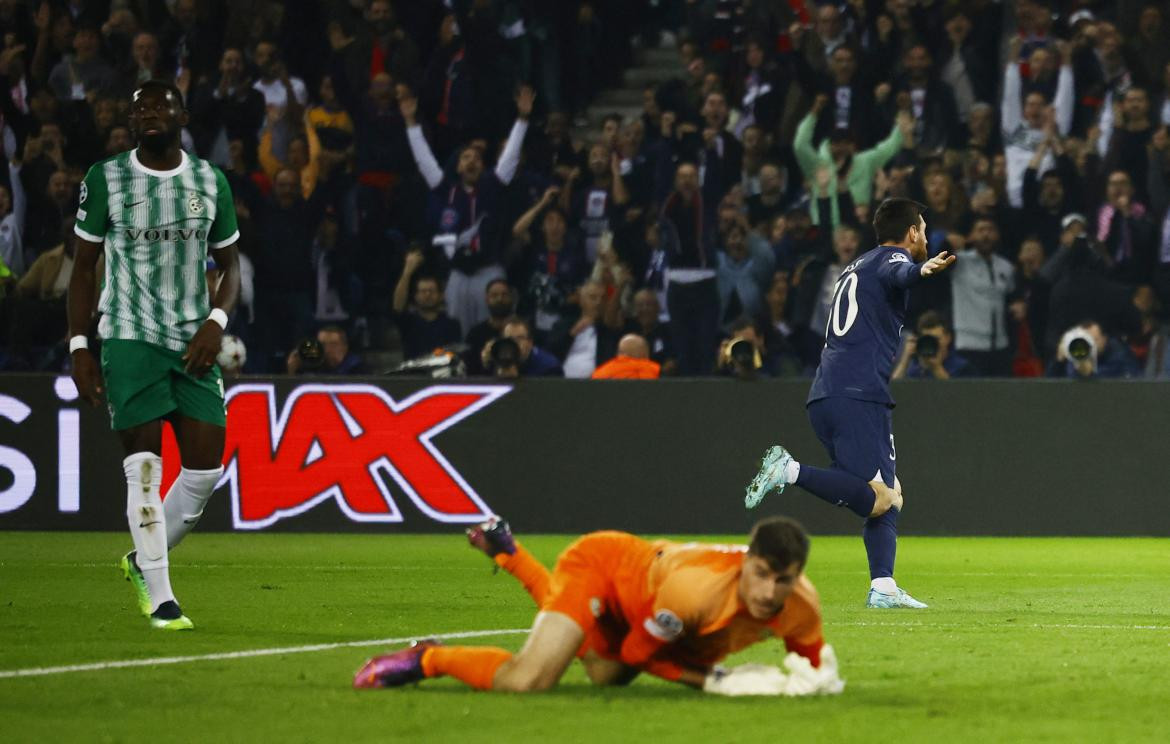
(793, 94), (914, 227)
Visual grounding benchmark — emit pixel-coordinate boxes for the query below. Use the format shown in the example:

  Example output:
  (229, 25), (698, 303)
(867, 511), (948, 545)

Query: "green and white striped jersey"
(74, 149), (239, 352)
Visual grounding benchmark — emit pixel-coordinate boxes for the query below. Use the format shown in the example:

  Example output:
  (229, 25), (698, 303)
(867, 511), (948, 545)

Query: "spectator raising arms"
(401, 85), (533, 335)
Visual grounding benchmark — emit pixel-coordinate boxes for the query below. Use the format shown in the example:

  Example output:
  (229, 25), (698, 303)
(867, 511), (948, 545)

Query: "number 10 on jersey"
(827, 272), (859, 338)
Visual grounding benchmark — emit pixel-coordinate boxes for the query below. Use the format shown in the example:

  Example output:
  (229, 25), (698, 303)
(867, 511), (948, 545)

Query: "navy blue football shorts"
(806, 397), (896, 487)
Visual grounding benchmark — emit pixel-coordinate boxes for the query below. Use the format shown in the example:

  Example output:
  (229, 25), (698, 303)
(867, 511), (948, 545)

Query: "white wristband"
(69, 335), (88, 353)
(208, 308), (229, 329)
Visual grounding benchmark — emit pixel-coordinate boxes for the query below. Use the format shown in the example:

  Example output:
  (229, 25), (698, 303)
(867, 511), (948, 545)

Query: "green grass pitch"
(2, 532), (1168, 743)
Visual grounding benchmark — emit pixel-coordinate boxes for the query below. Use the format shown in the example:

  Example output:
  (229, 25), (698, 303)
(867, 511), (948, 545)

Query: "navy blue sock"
(794, 465), (876, 519)
(863, 507), (899, 580)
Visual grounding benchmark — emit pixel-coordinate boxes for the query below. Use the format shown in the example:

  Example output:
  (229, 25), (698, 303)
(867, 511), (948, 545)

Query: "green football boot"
(120, 551), (152, 617)
(149, 600), (195, 631)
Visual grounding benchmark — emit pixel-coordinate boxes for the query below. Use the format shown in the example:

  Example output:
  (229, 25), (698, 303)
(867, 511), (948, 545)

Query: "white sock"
(164, 466), (223, 549)
(784, 459), (801, 483)
(124, 452), (175, 612)
(871, 577), (898, 594)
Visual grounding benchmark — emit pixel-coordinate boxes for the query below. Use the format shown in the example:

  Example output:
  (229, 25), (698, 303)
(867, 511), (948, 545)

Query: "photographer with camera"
(718, 316), (766, 381)
(891, 311), (973, 380)
(1042, 219), (1143, 359)
(1048, 321), (1140, 379)
(286, 325), (365, 375)
(464, 279), (515, 376)
(480, 317), (563, 378)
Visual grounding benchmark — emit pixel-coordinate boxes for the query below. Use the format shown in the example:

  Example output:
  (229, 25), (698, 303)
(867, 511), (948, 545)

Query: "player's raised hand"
(71, 349), (104, 406)
(183, 320), (225, 377)
(919, 250), (957, 277)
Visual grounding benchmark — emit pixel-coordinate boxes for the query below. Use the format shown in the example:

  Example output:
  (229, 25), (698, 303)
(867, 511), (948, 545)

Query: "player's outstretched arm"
(919, 250), (957, 278)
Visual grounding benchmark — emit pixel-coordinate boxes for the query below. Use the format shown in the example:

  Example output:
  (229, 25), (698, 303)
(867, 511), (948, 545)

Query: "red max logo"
(161, 384), (510, 529)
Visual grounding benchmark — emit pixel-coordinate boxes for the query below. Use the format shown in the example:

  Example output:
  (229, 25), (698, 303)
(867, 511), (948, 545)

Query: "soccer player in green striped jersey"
(67, 80), (241, 630)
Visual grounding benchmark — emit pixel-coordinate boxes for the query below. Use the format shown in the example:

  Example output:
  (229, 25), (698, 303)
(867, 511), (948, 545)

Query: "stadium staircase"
(583, 39), (680, 128)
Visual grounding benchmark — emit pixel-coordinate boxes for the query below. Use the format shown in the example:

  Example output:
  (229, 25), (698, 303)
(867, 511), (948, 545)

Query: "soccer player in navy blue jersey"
(745, 198), (956, 608)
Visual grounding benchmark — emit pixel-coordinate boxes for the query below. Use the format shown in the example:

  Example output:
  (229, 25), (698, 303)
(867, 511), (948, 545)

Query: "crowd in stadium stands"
(0, 0), (1168, 380)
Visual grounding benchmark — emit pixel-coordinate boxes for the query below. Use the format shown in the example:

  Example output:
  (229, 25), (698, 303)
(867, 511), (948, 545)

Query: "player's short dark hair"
(134, 79), (185, 109)
(748, 516), (810, 572)
(602, 113), (622, 127)
(873, 198), (925, 244)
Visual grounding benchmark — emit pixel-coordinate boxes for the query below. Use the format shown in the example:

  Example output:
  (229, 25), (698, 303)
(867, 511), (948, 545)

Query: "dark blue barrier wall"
(0, 375), (1166, 535)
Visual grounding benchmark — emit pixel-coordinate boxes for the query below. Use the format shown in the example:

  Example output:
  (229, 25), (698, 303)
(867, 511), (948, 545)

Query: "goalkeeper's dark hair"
(748, 516), (810, 572)
(873, 197), (925, 245)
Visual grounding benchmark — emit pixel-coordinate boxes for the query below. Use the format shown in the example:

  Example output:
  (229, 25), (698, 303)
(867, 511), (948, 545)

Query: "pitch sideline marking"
(4, 620), (1167, 680)
(0, 628), (529, 680)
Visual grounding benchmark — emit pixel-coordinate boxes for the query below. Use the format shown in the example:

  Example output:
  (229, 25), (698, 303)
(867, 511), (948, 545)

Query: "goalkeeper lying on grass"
(354, 516), (844, 697)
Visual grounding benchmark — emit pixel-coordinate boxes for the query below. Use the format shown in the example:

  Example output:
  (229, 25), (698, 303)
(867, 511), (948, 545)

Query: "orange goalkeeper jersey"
(551, 532), (824, 680)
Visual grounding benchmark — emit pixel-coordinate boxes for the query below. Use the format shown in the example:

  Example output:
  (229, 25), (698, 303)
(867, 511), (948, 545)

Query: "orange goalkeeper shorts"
(541, 531), (652, 660)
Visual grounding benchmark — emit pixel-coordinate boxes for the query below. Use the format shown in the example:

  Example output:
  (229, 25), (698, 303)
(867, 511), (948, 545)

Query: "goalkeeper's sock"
(421, 646), (512, 690)
(863, 507), (899, 580)
(494, 542), (551, 605)
(795, 466), (877, 518)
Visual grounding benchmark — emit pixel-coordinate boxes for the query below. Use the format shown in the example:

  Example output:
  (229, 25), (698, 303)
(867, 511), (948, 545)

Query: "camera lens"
(1068, 337), (1091, 360)
(297, 338), (325, 369)
(916, 335), (939, 358)
(490, 337), (521, 368)
(729, 339), (754, 365)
